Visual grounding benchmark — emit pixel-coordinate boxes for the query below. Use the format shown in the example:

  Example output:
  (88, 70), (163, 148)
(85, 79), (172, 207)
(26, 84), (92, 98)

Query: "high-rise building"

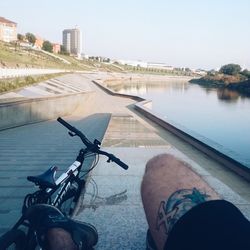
(62, 28), (82, 57)
(0, 17), (17, 42)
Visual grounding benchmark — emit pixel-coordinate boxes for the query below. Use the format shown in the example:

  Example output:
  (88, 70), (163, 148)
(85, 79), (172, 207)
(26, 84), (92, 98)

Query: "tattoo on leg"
(156, 188), (210, 235)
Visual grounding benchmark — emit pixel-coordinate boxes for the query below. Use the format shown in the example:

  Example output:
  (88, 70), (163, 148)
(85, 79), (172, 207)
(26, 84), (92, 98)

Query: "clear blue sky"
(1, 0), (250, 70)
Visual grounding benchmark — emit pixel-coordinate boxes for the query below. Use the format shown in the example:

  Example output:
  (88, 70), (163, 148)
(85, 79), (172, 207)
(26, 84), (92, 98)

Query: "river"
(108, 79), (250, 168)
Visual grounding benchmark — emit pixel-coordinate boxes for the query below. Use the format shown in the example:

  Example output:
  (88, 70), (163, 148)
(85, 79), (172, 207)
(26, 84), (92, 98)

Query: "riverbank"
(103, 73), (193, 88)
(75, 74), (250, 249)
(1, 72), (250, 246)
(190, 74), (250, 97)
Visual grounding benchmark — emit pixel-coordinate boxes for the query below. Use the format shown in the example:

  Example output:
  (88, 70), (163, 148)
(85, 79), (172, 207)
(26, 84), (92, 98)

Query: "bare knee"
(145, 153), (176, 173)
(141, 154), (177, 197)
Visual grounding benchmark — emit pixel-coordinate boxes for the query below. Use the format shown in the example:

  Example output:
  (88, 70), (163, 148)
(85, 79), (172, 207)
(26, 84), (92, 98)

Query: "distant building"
(117, 59), (148, 68)
(62, 28), (82, 57)
(193, 69), (207, 76)
(53, 43), (61, 54)
(147, 62), (174, 71)
(0, 17), (17, 42)
(34, 36), (44, 49)
(82, 53), (89, 59)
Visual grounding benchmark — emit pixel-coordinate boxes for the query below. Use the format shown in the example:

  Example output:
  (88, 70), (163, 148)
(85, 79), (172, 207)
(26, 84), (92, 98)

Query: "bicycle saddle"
(27, 166), (57, 188)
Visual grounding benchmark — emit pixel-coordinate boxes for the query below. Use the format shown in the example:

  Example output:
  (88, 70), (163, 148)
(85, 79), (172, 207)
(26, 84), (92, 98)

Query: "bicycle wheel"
(58, 178), (83, 216)
(0, 229), (26, 250)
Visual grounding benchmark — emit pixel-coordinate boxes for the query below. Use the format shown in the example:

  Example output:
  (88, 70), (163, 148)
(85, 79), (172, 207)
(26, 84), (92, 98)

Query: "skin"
(46, 228), (78, 250)
(44, 153), (220, 250)
(141, 154), (220, 250)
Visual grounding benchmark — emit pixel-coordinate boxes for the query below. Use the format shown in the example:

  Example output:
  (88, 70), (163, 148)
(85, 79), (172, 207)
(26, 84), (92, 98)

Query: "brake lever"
(68, 131), (76, 137)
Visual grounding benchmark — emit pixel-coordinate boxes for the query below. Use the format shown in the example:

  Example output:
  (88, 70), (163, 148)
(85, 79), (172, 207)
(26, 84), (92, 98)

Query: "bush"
(42, 41), (53, 53)
(219, 64), (241, 75)
(25, 33), (36, 45)
(241, 69), (250, 79)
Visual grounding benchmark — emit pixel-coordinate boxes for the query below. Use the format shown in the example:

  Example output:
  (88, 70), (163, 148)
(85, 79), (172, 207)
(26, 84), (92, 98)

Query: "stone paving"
(75, 111), (250, 249)
(0, 113), (110, 233)
(1, 72), (250, 248)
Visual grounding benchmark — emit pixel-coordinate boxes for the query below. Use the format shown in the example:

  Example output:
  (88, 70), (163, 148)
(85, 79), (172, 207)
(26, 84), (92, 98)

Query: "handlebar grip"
(111, 155), (129, 170)
(57, 117), (76, 132)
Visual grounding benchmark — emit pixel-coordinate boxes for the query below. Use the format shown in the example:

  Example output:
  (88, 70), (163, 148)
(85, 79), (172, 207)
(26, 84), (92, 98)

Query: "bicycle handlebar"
(57, 117), (129, 170)
(57, 117), (92, 147)
(98, 150), (129, 170)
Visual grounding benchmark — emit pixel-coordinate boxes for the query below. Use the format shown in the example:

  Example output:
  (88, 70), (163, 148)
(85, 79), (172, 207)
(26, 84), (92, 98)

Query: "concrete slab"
(75, 146), (250, 249)
(75, 147), (169, 250)
(0, 92), (24, 99)
(0, 113), (111, 233)
(103, 115), (168, 148)
(1, 72), (250, 247)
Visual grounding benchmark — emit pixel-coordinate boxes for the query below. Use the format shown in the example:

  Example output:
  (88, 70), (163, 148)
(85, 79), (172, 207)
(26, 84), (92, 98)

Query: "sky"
(1, 0), (250, 70)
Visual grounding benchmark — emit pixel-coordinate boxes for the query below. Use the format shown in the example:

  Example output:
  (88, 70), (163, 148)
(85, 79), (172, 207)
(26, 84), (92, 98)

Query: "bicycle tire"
(0, 229), (26, 250)
(58, 178), (83, 216)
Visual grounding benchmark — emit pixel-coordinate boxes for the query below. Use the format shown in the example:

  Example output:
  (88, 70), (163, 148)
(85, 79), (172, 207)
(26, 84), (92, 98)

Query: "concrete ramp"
(0, 113), (111, 234)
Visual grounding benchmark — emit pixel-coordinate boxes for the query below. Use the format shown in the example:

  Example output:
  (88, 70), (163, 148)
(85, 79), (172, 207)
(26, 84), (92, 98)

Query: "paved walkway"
(74, 73), (250, 249)
(1, 72), (250, 248)
(0, 73), (107, 234)
(74, 106), (250, 249)
(0, 113), (111, 234)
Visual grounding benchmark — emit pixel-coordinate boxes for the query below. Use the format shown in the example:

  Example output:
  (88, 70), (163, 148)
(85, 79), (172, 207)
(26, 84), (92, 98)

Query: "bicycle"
(0, 117), (128, 250)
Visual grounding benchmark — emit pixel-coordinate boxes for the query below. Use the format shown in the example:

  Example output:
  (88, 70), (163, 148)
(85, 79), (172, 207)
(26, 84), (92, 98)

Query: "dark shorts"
(165, 200), (250, 250)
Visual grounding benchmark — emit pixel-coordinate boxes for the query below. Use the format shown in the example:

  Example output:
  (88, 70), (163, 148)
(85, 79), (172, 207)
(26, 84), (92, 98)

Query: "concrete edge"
(92, 79), (250, 182)
(0, 90), (94, 107)
(92, 80), (145, 101)
(0, 90), (95, 130)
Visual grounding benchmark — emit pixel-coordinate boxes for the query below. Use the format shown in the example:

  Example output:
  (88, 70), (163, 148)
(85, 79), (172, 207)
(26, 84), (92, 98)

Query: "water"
(109, 80), (250, 168)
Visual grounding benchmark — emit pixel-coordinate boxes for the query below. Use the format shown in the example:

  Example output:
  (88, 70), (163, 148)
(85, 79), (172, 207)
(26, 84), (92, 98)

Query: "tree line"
(17, 32), (68, 55)
(209, 64), (250, 79)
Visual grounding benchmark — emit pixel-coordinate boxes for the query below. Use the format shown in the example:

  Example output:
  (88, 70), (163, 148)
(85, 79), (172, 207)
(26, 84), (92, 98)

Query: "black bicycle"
(0, 117), (128, 250)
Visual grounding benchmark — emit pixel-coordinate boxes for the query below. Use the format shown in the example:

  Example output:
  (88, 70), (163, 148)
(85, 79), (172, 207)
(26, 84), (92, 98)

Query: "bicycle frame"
(4, 152), (86, 249)
(0, 117), (128, 249)
(49, 160), (82, 207)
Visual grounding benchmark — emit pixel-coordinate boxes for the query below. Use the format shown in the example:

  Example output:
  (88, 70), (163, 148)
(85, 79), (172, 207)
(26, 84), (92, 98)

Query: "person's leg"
(46, 228), (78, 250)
(141, 154), (220, 250)
(25, 204), (98, 250)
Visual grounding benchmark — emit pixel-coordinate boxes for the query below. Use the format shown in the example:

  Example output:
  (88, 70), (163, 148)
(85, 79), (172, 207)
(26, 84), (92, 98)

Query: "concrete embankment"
(93, 78), (250, 182)
(0, 73), (94, 130)
(104, 74), (192, 84)
(0, 92), (93, 130)
(76, 74), (250, 249)
(1, 72), (250, 245)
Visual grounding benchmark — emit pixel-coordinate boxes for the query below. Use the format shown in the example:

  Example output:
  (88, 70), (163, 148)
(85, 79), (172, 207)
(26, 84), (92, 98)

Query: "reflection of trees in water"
(196, 84), (249, 102)
(217, 88), (239, 102)
(203, 87), (215, 95)
(109, 81), (188, 95)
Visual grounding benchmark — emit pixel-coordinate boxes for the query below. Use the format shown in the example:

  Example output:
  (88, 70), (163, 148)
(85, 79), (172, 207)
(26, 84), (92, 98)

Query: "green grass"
(123, 65), (195, 76)
(0, 41), (97, 70)
(0, 73), (68, 93)
(0, 41), (196, 76)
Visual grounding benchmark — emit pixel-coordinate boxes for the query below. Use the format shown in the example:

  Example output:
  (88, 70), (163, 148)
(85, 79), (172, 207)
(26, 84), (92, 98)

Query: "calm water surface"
(109, 80), (250, 168)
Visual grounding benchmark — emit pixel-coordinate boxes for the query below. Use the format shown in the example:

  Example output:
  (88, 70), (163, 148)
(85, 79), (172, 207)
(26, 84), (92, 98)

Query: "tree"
(42, 40), (53, 53)
(59, 45), (69, 55)
(17, 34), (24, 41)
(241, 69), (250, 79)
(219, 64), (241, 75)
(25, 32), (36, 45)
